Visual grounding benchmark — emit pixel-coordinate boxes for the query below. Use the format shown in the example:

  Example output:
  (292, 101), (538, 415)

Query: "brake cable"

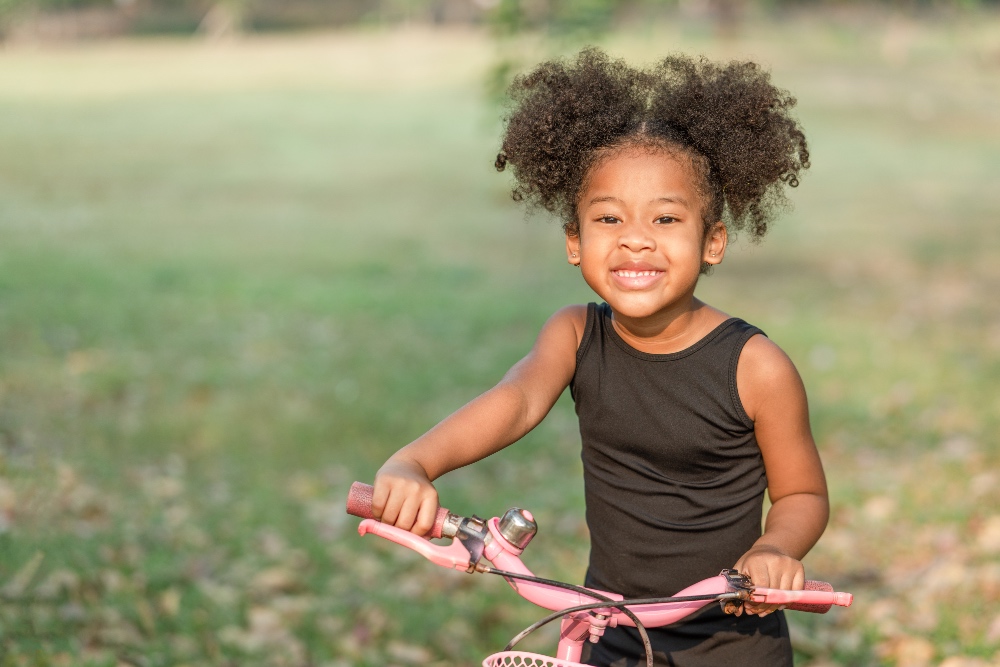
(482, 567), (738, 667)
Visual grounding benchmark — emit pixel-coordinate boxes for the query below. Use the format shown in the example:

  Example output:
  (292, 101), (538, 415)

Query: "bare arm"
(733, 334), (829, 615)
(372, 305), (586, 535)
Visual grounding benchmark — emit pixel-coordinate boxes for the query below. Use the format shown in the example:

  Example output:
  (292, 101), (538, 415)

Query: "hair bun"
(497, 48), (809, 241)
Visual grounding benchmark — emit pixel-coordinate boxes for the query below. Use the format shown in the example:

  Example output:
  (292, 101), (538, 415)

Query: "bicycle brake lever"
(357, 519), (472, 571)
(456, 516), (490, 573)
(719, 569), (753, 614)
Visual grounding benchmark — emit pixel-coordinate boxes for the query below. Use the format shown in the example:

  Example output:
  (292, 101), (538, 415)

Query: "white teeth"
(615, 270), (658, 278)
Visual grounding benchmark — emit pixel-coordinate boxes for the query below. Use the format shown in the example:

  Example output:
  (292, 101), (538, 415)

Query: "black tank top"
(571, 302), (768, 597)
(571, 303), (791, 666)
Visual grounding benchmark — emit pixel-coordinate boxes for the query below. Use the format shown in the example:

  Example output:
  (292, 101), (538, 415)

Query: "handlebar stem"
(557, 615), (591, 663)
(587, 613), (610, 643)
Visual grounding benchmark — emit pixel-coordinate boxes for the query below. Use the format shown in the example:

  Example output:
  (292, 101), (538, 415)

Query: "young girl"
(371, 49), (828, 666)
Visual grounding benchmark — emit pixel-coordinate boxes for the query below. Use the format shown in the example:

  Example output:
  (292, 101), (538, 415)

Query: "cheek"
(578, 266), (609, 297)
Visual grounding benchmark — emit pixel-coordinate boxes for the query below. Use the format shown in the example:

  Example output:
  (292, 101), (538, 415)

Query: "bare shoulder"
(736, 333), (806, 422)
(739, 333), (799, 380)
(501, 304), (587, 395)
(515, 304), (589, 373)
(546, 304), (589, 348)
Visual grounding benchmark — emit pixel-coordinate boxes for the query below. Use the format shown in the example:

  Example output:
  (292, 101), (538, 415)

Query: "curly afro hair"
(495, 48), (810, 241)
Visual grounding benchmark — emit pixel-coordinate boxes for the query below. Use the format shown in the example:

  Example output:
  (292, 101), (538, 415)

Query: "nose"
(618, 220), (655, 252)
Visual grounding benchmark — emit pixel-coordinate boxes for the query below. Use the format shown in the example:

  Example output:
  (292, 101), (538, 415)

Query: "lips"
(610, 261), (664, 289)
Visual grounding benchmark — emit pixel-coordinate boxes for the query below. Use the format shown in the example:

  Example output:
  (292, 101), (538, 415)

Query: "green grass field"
(1, 14), (999, 666)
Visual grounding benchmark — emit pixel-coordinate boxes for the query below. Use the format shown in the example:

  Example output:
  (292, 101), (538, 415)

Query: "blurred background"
(0, 1), (998, 665)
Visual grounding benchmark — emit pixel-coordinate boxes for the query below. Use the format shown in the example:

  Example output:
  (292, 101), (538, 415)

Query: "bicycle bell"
(498, 508), (537, 550)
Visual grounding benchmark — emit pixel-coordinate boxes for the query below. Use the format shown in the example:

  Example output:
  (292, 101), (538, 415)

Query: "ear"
(703, 222), (727, 266)
(566, 233), (581, 266)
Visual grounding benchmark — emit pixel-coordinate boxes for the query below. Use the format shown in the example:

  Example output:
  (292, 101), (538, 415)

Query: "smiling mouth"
(610, 268), (664, 289)
(613, 270), (662, 278)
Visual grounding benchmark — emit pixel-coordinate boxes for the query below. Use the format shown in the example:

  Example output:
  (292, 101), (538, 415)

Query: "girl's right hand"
(372, 458), (440, 537)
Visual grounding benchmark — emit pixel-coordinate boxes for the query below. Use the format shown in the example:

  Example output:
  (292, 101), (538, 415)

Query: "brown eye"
(598, 215), (619, 224)
(655, 216), (678, 224)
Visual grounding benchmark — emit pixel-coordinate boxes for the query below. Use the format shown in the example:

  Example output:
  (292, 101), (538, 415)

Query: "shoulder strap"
(727, 321), (766, 429)
(575, 302), (600, 365)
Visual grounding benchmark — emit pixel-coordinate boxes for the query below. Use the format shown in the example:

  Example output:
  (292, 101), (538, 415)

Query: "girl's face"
(566, 147), (726, 322)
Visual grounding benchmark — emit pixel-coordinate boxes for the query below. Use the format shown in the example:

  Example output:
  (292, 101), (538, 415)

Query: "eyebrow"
(653, 196), (689, 206)
(587, 195), (690, 207)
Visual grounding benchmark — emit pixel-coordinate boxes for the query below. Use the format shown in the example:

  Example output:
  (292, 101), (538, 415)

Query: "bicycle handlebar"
(346, 481), (852, 619)
(347, 481), (451, 539)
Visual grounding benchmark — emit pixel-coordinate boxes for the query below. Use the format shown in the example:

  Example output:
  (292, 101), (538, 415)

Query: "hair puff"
(496, 48), (810, 241)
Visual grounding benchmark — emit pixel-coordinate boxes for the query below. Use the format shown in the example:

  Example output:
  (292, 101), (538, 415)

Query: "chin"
(603, 295), (667, 320)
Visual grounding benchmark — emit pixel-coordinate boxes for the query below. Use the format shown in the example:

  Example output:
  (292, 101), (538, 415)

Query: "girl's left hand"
(732, 545), (805, 617)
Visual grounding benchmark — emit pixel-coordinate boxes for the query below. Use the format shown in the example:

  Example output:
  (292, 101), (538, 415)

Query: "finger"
(380, 490), (404, 527)
(780, 561), (804, 592)
(412, 493), (439, 537)
(744, 562), (772, 615)
(747, 561), (770, 589)
(792, 566), (805, 591)
(758, 569), (786, 614)
(739, 566), (760, 614)
(394, 498), (419, 532)
(371, 480), (389, 520)
(747, 600), (778, 616)
(766, 562), (785, 600)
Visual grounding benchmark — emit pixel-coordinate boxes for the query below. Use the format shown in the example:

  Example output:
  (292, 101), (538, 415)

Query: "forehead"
(582, 147), (701, 204)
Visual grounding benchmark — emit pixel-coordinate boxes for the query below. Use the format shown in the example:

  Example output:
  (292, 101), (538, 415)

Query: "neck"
(610, 297), (719, 354)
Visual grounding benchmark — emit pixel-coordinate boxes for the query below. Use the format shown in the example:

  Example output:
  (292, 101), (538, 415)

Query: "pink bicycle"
(346, 482), (852, 667)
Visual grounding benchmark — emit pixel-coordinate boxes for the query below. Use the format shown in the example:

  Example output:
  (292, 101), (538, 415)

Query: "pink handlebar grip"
(756, 580), (852, 614)
(788, 581), (835, 613)
(346, 482), (449, 540)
